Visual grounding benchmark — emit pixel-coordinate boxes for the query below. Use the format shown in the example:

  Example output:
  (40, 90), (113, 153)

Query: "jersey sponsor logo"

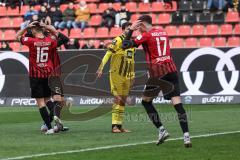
(0, 52), (29, 94)
(180, 47), (240, 95)
(112, 39), (117, 45)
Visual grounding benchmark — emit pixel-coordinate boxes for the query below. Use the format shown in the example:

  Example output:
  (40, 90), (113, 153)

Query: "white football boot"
(156, 126), (170, 145)
(45, 129), (55, 135)
(184, 132), (192, 148)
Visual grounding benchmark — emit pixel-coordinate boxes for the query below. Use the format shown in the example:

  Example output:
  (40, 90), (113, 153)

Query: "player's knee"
(53, 95), (62, 102)
(171, 96), (181, 105)
(142, 96), (153, 102)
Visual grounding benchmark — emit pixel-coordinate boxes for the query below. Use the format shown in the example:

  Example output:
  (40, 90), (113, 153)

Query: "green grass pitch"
(0, 104), (240, 160)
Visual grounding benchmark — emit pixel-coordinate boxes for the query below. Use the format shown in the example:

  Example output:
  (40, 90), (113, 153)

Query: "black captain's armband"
(122, 40), (134, 49)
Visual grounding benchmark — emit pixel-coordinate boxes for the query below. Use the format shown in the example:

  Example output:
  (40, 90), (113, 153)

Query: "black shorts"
(143, 72), (180, 100)
(48, 76), (64, 96)
(30, 78), (51, 98)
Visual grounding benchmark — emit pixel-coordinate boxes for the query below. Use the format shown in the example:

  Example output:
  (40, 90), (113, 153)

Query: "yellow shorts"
(110, 73), (133, 96)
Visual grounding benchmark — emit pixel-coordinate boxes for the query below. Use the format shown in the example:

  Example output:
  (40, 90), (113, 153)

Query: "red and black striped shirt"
(21, 36), (57, 78)
(134, 28), (177, 77)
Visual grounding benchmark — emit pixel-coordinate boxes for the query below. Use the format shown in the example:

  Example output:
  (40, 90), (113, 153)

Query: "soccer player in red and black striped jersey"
(122, 15), (192, 147)
(16, 21), (58, 134)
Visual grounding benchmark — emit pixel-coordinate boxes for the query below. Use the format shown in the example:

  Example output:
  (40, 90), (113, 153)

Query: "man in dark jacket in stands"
(101, 3), (117, 28)
(49, 6), (63, 29)
(58, 2), (76, 29)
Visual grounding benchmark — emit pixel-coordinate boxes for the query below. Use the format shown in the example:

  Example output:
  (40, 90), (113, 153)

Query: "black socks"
(46, 101), (55, 122)
(174, 103), (189, 133)
(142, 100), (162, 128)
(54, 101), (62, 118)
(39, 107), (52, 129)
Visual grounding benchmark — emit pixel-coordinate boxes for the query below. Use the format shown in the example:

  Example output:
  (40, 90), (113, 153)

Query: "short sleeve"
(20, 36), (34, 46)
(133, 32), (150, 46)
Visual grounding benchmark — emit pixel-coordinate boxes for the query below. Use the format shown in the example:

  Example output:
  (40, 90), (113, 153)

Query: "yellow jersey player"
(97, 22), (136, 133)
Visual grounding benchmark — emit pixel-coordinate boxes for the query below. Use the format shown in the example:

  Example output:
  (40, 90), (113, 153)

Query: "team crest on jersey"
(136, 35), (142, 40)
(112, 39), (117, 45)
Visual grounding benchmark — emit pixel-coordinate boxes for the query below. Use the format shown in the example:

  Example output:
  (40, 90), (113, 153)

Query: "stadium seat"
(20, 5), (29, 15)
(98, 3), (109, 13)
(58, 29), (68, 36)
(228, 37), (240, 47)
(185, 12), (197, 24)
(113, 3), (121, 11)
(165, 25), (177, 36)
(212, 12), (224, 23)
(7, 7), (20, 16)
(110, 27), (122, 37)
(21, 45), (29, 52)
(104, 39), (112, 47)
(213, 37), (226, 47)
(192, 0), (204, 11)
(151, 2), (164, 12)
(130, 14), (140, 22)
(34, 5), (41, 11)
(60, 4), (68, 12)
(0, 7), (7, 16)
(79, 40), (86, 48)
(199, 12), (211, 23)
(199, 37), (212, 47)
(125, 2), (137, 12)
(205, 24), (219, 36)
(158, 13), (171, 24)
(148, 14), (157, 24)
(83, 28), (95, 38)
(225, 11), (240, 22)
(0, 30), (3, 40)
(192, 25), (205, 36)
(0, 17), (12, 28)
(93, 40), (99, 48)
(89, 15), (102, 26)
(179, 0), (191, 11)
(3, 30), (16, 41)
(137, 2), (150, 12)
(88, 3), (97, 13)
(171, 11), (183, 24)
(178, 25), (191, 36)
(185, 38), (198, 48)
(171, 38), (184, 48)
(69, 28), (82, 38)
(234, 24), (240, 35)
(11, 17), (23, 28)
(96, 27), (109, 38)
(163, 1), (177, 11)
(9, 42), (20, 51)
(220, 24), (233, 35)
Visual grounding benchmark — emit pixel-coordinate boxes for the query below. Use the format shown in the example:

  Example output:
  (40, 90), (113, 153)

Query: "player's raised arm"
(40, 22), (59, 37)
(15, 21), (37, 41)
(122, 21), (141, 49)
(57, 32), (69, 47)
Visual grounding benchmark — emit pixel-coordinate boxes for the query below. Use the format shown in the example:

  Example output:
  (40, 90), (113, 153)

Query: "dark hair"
(138, 15), (152, 25)
(121, 22), (132, 30)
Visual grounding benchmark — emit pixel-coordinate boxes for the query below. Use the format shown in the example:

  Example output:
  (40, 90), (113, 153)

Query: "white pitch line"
(1, 130), (240, 160)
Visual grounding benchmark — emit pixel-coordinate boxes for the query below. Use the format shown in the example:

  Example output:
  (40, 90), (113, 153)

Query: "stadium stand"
(0, 0), (239, 51)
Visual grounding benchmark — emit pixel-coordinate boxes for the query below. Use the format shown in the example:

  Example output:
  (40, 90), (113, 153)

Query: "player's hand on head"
(28, 21), (38, 28)
(130, 20), (141, 30)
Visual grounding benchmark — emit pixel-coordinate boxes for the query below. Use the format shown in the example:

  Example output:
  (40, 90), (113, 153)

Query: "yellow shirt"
(98, 35), (136, 79)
